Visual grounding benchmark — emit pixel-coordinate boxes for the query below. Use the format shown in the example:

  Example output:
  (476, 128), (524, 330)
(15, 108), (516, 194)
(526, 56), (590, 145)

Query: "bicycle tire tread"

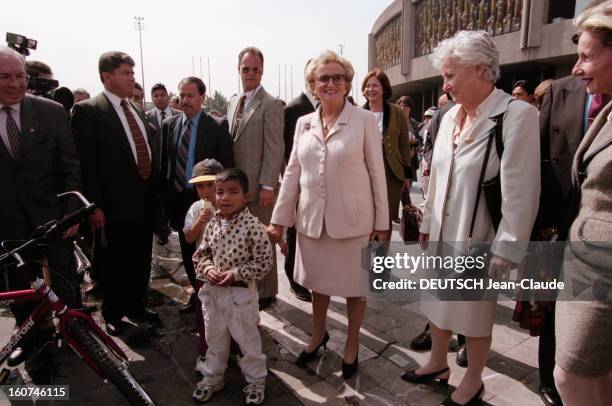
(68, 319), (156, 406)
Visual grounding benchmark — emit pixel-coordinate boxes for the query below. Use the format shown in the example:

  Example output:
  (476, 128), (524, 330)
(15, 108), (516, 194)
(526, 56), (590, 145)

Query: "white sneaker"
(195, 355), (206, 376)
(192, 379), (224, 403)
(243, 381), (265, 405)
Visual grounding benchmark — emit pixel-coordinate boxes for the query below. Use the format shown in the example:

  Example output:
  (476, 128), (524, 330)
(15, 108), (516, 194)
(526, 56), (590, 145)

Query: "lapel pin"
(29, 128), (34, 133)
(305, 123), (311, 130)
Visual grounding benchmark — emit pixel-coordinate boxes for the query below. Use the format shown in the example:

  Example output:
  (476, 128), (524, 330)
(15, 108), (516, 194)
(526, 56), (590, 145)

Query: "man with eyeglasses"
(0, 46), (82, 363)
(227, 46), (284, 310)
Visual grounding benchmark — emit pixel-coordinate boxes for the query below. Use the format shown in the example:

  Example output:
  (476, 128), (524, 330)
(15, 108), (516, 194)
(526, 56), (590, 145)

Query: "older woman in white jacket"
(400, 31), (540, 406)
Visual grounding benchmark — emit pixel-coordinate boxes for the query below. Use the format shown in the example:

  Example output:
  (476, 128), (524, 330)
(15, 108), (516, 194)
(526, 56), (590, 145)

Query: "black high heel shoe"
(401, 366), (450, 385)
(440, 384), (485, 406)
(295, 331), (329, 366)
(342, 353), (359, 379)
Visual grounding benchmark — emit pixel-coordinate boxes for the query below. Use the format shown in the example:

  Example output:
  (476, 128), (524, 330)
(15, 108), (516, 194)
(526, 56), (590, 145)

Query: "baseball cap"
(188, 159), (224, 184)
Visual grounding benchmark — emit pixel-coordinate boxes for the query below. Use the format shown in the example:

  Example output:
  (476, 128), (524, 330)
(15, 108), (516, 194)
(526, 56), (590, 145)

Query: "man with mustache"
(160, 76), (234, 314)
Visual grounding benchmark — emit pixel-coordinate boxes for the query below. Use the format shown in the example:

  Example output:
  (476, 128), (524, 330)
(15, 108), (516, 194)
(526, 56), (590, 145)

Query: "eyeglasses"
(0, 73), (29, 84)
(240, 66), (262, 74)
(316, 75), (346, 85)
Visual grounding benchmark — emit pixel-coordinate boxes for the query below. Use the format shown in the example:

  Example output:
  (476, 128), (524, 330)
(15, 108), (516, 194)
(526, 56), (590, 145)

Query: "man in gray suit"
(227, 46), (284, 309)
(145, 83), (179, 245)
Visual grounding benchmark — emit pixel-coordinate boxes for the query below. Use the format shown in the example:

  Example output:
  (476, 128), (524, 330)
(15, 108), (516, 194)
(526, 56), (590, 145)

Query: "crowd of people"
(0, 1), (611, 405)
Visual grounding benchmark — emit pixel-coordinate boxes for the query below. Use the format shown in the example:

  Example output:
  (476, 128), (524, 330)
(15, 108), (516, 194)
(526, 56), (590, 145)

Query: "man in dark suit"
(0, 47), (82, 355)
(72, 51), (159, 336)
(282, 63), (316, 302)
(145, 83), (179, 245)
(161, 76), (233, 313)
(535, 74), (588, 406)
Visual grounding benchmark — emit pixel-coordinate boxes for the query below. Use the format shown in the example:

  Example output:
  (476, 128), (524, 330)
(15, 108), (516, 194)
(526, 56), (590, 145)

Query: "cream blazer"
(420, 88), (540, 264)
(271, 101), (389, 239)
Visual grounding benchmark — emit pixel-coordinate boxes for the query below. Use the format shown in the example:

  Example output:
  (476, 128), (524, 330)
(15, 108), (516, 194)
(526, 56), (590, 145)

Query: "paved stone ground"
(0, 184), (545, 405)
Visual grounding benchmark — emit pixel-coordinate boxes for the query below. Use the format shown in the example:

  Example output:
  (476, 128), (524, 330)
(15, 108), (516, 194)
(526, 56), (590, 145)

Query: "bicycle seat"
(6, 347), (25, 367)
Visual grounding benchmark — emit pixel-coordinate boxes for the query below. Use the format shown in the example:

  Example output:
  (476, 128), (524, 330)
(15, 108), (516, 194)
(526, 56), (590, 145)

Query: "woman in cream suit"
(401, 31), (540, 406)
(362, 68), (412, 226)
(268, 50), (389, 379)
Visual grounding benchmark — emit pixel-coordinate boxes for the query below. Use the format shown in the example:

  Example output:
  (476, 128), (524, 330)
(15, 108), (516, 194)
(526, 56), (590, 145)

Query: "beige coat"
(567, 100), (612, 276)
(271, 101), (389, 238)
(421, 88), (540, 264)
(227, 86), (284, 211)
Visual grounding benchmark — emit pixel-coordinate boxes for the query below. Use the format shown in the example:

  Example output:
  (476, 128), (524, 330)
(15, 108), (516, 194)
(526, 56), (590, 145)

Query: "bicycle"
(0, 191), (156, 405)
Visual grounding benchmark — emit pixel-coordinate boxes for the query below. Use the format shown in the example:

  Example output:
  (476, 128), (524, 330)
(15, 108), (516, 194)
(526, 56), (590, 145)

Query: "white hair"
(0, 46), (26, 69)
(430, 30), (500, 83)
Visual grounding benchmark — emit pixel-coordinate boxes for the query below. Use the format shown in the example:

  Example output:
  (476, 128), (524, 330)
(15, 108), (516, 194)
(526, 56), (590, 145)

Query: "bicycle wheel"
(67, 319), (156, 405)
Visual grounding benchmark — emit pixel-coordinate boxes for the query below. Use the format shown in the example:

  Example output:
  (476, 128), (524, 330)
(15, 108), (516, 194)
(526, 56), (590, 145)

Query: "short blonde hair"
(305, 50), (354, 95)
(575, 0), (612, 47)
(431, 30), (500, 83)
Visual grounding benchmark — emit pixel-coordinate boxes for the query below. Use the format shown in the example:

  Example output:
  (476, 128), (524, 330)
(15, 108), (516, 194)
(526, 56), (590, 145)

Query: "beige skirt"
(294, 226), (369, 298)
(420, 300), (497, 337)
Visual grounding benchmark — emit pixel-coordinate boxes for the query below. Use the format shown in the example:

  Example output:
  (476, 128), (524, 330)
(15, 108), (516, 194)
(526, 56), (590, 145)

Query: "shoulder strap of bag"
(467, 99), (514, 242)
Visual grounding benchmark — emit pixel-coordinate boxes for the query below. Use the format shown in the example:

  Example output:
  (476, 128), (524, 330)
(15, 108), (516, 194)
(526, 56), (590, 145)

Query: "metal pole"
(199, 57), (203, 79)
(284, 64), (287, 101)
(134, 17), (146, 103)
(192, 56), (195, 76)
(207, 58), (211, 95)
(278, 64), (281, 98)
(290, 65), (293, 99)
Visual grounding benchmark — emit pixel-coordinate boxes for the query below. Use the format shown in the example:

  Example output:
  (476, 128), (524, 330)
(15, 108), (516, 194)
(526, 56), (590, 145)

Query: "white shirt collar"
(155, 106), (172, 116)
(0, 102), (21, 114)
(241, 84), (261, 99)
(103, 89), (127, 108)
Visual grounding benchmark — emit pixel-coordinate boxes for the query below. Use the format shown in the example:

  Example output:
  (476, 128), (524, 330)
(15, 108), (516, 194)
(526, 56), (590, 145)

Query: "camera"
(6, 32), (74, 112)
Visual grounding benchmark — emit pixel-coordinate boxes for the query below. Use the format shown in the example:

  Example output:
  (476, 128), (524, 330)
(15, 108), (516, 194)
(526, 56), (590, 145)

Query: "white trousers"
(198, 283), (267, 385)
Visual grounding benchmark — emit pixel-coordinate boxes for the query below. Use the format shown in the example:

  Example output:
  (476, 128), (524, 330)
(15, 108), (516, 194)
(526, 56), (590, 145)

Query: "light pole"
(133, 17), (146, 103)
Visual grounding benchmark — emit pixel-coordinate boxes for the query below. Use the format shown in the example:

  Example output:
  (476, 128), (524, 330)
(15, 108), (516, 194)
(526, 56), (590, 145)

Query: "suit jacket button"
(552, 158), (559, 163)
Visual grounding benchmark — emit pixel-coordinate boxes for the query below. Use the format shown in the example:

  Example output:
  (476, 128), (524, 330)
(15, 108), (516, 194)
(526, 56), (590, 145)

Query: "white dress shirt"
(103, 89), (151, 161)
(0, 102), (21, 157)
(155, 106), (173, 127)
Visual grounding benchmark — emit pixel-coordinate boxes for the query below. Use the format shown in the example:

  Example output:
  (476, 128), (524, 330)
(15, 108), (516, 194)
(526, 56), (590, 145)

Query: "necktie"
(2, 106), (20, 159)
(160, 110), (166, 127)
(174, 119), (192, 193)
(587, 94), (611, 129)
(231, 94), (247, 140)
(120, 100), (151, 180)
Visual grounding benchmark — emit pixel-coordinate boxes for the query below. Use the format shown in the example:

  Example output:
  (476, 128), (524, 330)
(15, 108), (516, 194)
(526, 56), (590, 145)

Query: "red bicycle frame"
(0, 277), (128, 377)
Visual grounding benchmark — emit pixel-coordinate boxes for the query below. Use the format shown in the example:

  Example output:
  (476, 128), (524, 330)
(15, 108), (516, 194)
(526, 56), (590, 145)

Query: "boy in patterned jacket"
(192, 168), (273, 405)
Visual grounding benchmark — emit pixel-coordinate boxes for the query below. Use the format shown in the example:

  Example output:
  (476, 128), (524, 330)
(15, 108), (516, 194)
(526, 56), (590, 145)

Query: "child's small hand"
(278, 237), (289, 256)
(217, 271), (236, 287)
(197, 208), (213, 226)
(206, 269), (222, 285)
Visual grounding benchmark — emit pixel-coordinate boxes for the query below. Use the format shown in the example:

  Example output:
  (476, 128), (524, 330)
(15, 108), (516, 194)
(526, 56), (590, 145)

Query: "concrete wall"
(370, 0), (579, 93)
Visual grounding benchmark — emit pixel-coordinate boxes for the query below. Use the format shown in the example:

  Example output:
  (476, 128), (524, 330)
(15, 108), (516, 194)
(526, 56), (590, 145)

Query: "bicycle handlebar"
(0, 191), (96, 265)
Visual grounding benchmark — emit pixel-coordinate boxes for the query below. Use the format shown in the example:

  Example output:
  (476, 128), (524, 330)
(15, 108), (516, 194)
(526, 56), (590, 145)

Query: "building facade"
(369, 0), (590, 118)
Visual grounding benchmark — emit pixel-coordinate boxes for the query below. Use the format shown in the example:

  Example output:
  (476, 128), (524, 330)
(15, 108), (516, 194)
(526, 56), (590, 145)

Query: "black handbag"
(400, 188), (422, 243)
(481, 100), (514, 231)
(460, 103), (514, 298)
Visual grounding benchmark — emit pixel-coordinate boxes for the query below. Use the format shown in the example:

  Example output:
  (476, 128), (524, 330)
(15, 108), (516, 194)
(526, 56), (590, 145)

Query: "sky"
(2, 0), (393, 104)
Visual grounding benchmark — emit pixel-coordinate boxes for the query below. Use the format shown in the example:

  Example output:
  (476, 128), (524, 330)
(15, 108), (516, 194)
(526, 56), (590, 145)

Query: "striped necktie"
(120, 100), (151, 179)
(2, 106), (21, 160)
(174, 119), (192, 193)
(231, 94), (247, 140)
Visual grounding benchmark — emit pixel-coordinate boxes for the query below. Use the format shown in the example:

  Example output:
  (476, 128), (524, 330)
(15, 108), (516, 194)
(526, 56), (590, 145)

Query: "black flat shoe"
(456, 343), (468, 368)
(296, 331), (329, 366)
(440, 384), (484, 406)
(539, 384), (563, 406)
(401, 366), (449, 385)
(342, 353), (359, 379)
(410, 326), (432, 351)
